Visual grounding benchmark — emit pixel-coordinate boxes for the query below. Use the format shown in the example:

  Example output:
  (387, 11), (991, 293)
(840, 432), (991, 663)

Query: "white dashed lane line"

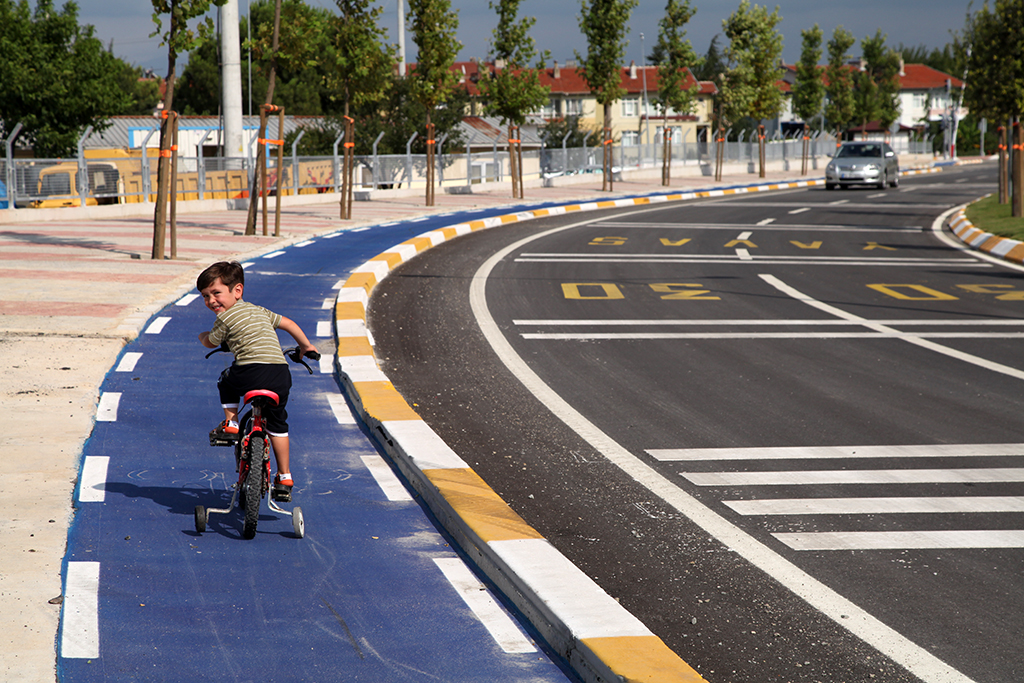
(96, 392), (121, 422)
(78, 457), (109, 503)
(176, 293), (200, 306)
(361, 455), (413, 501)
(144, 317), (171, 334)
(316, 321), (332, 337)
(61, 562), (100, 659)
(326, 394), (357, 424)
(788, 207), (811, 214)
(115, 352), (142, 372)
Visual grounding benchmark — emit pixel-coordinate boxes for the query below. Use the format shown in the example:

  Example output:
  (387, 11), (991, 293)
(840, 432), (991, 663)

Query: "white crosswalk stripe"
(663, 443), (1024, 551)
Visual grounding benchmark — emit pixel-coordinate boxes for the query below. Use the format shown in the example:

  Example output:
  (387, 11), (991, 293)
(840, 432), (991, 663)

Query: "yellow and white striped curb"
(902, 166), (943, 177)
(948, 208), (1024, 265)
(331, 180), (837, 682)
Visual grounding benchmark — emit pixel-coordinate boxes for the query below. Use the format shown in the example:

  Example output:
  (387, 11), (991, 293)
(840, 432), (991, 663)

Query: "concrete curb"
(330, 177), (835, 683)
(948, 204), (1024, 265)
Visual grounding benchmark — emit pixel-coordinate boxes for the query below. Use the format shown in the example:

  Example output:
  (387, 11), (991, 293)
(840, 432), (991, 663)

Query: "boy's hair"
(197, 261), (245, 292)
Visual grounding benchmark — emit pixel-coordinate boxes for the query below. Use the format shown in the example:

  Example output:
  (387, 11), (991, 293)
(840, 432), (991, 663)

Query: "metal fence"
(2, 128), (941, 209)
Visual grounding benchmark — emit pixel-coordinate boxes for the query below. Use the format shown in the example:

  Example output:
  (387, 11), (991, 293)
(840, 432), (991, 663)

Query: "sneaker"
(272, 474), (293, 502)
(209, 420), (239, 445)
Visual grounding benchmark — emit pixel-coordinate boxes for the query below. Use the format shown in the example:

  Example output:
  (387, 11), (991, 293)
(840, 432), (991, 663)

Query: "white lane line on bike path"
(61, 562), (100, 659)
(78, 457), (109, 502)
(361, 455), (413, 501)
(326, 394), (357, 424)
(115, 352), (142, 372)
(316, 321), (332, 337)
(144, 317), (171, 334)
(175, 293), (200, 306)
(96, 392), (121, 422)
(433, 557), (537, 654)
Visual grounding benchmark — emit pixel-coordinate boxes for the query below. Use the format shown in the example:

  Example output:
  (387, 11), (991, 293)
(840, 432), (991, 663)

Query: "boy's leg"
(269, 434), (289, 475)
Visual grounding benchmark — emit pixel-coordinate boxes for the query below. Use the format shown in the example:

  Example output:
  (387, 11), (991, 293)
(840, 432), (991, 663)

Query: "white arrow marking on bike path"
(61, 562), (100, 659)
(433, 557), (537, 653)
(79, 457), (109, 502)
(96, 393), (121, 422)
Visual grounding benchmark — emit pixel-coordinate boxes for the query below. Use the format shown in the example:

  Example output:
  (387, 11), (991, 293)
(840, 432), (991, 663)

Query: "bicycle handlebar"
(205, 343), (321, 375)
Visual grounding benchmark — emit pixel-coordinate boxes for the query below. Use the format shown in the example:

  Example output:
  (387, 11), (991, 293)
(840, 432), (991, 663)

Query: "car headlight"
(866, 163), (880, 172)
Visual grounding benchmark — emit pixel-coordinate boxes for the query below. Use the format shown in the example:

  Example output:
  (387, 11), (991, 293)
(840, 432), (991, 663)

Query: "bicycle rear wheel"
(242, 435), (266, 539)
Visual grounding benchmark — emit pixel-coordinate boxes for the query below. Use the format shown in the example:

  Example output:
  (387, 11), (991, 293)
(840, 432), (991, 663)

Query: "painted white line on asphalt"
(79, 457), (109, 503)
(684, 468), (1024, 487)
(522, 331), (1024, 340)
(263, 250), (286, 259)
(470, 210), (979, 683)
(322, 298), (334, 310)
(433, 557), (537, 653)
(96, 392), (121, 422)
(61, 562), (100, 659)
(775, 530), (1024, 551)
(512, 319), (1024, 327)
(756, 217), (776, 225)
(316, 321), (332, 337)
(788, 207), (811, 214)
(650, 443), (1024, 461)
(828, 199), (849, 205)
(762, 273), (1024, 382)
(175, 293), (200, 306)
(115, 352), (142, 372)
(294, 240), (314, 247)
(326, 394), (357, 424)
(144, 317), (171, 334)
(332, 279), (346, 289)
(735, 248), (753, 261)
(867, 192), (887, 198)
(737, 231), (753, 239)
(318, 355), (333, 374)
(360, 455), (412, 501)
(726, 496), (1024, 516)
(241, 261), (255, 269)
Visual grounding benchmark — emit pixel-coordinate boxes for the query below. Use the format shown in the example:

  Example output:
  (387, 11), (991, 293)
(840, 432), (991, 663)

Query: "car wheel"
(876, 172), (887, 190)
(890, 170), (899, 188)
(825, 183), (836, 191)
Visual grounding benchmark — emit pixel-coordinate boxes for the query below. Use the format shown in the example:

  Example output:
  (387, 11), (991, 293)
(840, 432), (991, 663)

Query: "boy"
(197, 261), (318, 502)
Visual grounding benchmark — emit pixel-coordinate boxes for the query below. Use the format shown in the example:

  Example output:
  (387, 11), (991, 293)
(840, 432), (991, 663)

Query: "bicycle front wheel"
(242, 435), (266, 540)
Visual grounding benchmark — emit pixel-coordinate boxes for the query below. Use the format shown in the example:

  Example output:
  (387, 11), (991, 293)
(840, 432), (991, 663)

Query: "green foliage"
(690, 35), (726, 82)
(824, 26), (855, 132)
(576, 0), (638, 107)
(477, 0), (550, 126)
(791, 24), (824, 123)
(964, 0), (1024, 121)
(857, 30), (901, 130)
(895, 42), (957, 75)
(719, 0), (784, 125)
(652, 0), (701, 118)
(150, 0), (227, 107)
(539, 115), (598, 148)
(406, 0), (462, 113)
(0, 0), (132, 156)
(174, 37), (220, 114)
(327, 0), (396, 116)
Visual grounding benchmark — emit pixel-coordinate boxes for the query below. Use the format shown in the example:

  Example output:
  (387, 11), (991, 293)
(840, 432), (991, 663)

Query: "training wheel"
(194, 505), (208, 534)
(292, 506), (305, 538)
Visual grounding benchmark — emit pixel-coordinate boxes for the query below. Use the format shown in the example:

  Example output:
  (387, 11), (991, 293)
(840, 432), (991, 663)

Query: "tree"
(150, 0), (226, 259)
(651, 0), (700, 186)
(327, 0), (396, 217)
(791, 24), (824, 174)
(406, 0), (461, 206)
(0, 0), (131, 157)
(824, 26), (856, 143)
(576, 0), (638, 191)
(477, 0), (550, 199)
(690, 34), (726, 82)
(963, 0), (1024, 214)
(855, 30), (901, 138)
(721, 0), (784, 178)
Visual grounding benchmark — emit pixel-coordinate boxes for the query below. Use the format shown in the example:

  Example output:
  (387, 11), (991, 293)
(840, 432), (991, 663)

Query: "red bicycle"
(194, 347), (319, 539)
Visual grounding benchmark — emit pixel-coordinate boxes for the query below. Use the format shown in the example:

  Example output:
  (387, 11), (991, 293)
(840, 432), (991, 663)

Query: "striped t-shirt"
(208, 300), (287, 365)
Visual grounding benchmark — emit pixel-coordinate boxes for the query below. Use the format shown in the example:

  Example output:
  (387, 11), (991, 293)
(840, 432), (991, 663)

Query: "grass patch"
(965, 193), (1024, 241)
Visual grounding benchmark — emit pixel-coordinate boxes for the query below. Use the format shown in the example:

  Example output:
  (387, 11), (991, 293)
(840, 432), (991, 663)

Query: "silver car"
(825, 141), (899, 190)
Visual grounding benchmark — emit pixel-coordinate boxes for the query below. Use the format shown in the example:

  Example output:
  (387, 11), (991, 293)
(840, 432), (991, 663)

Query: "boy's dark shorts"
(217, 363), (292, 435)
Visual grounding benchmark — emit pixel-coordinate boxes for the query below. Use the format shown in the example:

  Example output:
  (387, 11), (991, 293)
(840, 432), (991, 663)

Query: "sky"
(74, 0), (972, 76)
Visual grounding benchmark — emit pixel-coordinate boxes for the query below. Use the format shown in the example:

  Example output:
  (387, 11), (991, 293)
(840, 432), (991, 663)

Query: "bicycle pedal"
(209, 435), (237, 447)
(272, 487), (292, 503)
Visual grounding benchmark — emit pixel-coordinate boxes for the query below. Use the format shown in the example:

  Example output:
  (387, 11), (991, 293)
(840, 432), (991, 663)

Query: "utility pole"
(221, 0), (245, 167)
(397, 0), (406, 76)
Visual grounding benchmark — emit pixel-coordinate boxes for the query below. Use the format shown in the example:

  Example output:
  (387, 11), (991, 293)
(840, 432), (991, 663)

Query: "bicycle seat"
(243, 389), (280, 406)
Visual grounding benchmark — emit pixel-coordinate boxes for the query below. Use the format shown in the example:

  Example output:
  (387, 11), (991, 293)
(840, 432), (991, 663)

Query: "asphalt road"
(369, 162), (1024, 683)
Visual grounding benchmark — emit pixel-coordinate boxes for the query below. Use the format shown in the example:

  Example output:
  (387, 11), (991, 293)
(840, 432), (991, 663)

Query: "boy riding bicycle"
(197, 261), (318, 502)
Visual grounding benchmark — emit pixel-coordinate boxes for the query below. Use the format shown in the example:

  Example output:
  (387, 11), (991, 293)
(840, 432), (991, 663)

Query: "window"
(656, 126), (682, 144)
(621, 130), (639, 146)
(565, 98), (583, 116)
(621, 97), (639, 117)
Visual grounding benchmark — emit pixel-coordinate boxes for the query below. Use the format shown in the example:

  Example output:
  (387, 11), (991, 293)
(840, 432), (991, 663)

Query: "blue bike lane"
(58, 210), (581, 682)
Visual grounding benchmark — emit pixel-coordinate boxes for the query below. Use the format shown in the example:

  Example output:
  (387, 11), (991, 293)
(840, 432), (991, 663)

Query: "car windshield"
(836, 144), (883, 158)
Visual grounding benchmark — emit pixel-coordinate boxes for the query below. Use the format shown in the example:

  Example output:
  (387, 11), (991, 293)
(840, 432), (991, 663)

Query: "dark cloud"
(75, 0), (969, 74)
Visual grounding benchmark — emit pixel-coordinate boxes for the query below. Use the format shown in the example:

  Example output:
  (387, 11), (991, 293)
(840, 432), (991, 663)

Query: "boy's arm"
(278, 316), (318, 356)
(199, 330), (218, 349)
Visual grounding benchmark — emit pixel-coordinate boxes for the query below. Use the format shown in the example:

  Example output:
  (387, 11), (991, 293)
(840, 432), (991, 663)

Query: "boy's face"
(200, 277), (243, 315)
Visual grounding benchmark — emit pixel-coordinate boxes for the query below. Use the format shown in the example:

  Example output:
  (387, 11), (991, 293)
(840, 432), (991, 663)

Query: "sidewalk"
(0, 164), (909, 682)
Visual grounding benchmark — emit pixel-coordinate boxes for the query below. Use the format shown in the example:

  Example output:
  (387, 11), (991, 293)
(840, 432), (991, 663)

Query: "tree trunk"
(508, 124), (519, 199)
(1014, 120), (1023, 218)
(245, 0), (282, 235)
(998, 126), (1008, 204)
(661, 114), (670, 186)
(801, 124), (809, 176)
(152, 14), (177, 261)
(425, 113), (435, 207)
(603, 102), (612, 192)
